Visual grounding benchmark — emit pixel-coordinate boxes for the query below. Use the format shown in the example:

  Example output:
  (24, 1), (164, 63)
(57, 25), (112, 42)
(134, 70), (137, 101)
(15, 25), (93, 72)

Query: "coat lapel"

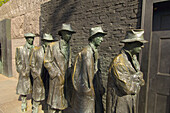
(53, 41), (66, 75)
(59, 40), (68, 60)
(89, 44), (98, 74)
(122, 50), (138, 72)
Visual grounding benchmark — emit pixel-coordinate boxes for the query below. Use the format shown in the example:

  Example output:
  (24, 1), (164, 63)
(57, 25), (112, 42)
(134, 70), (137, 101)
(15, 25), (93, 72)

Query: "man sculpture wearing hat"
(71, 26), (106, 113)
(106, 29), (147, 113)
(44, 24), (76, 113)
(15, 33), (35, 112)
(30, 33), (54, 113)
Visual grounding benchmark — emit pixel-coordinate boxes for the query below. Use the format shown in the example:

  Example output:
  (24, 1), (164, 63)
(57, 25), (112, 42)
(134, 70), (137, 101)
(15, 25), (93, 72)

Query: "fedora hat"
(121, 29), (148, 43)
(89, 26), (106, 40)
(42, 33), (54, 41)
(58, 23), (76, 36)
(24, 33), (36, 38)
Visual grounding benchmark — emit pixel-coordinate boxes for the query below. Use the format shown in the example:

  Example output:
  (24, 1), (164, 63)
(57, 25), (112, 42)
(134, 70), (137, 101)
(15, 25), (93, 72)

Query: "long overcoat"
(44, 41), (71, 110)
(30, 46), (46, 101)
(16, 44), (33, 95)
(71, 45), (104, 113)
(106, 49), (145, 113)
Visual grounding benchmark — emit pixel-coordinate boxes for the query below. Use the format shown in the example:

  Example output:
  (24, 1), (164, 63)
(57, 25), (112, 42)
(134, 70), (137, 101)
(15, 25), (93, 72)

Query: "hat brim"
(42, 39), (55, 41)
(25, 36), (35, 38)
(24, 33), (36, 37)
(89, 32), (107, 39)
(120, 38), (148, 43)
(58, 30), (76, 36)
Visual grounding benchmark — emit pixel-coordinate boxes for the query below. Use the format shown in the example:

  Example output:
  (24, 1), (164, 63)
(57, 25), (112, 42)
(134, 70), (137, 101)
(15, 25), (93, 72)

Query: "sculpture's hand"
(133, 71), (145, 88)
(132, 74), (140, 82)
(137, 71), (145, 86)
(135, 71), (145, 85)
(136, 71), (143, 77)
(21, 70), (26, 77)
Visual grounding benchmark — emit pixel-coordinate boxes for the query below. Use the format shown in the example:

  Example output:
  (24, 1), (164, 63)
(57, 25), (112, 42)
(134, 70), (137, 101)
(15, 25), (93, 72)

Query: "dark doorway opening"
(153, 1), (170, 31)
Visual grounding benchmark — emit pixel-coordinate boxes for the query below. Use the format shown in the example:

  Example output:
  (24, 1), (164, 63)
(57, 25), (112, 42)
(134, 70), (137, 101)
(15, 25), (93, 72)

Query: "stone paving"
(0, 74), (44, 113)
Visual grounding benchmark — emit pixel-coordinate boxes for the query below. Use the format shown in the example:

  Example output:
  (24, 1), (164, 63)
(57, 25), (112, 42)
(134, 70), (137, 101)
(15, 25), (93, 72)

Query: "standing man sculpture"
(15, 33), (35, 112)
(71, 26), (106, 113)
(106, 29), (147, 113)
(30, 33), (54, 113)
(44, 24), (76, 113)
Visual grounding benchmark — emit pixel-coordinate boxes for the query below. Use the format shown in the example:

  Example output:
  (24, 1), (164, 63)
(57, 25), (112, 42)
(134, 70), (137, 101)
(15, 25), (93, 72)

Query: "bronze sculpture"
(44, 24), (76, 113)
(71, 26), (106, 113)
(30, 33), (54, 113)
(106, 29), (147, 113)
(15, 33), (35, 112)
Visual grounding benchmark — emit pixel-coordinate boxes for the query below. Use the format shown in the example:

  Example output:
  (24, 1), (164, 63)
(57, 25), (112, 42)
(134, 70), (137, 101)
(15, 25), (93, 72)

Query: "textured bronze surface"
(106, 29), (146, 113)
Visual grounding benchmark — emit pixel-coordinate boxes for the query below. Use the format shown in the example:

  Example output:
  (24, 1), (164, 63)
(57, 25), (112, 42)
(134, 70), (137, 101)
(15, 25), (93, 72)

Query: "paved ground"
(0, 74), (44, 113)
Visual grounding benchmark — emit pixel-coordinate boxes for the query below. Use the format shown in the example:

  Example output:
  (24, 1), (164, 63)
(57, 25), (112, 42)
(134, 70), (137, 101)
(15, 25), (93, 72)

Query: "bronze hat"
(89, 26), (106, 40)
(121, 29), (148, 43)
(58, 23), (76, 36)
(24, 33), (36, 38)
(42, 33), (54, 41)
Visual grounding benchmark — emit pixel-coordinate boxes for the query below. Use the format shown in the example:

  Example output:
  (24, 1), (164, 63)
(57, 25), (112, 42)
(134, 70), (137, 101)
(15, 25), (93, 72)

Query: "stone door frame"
(0, 19), (12, 77)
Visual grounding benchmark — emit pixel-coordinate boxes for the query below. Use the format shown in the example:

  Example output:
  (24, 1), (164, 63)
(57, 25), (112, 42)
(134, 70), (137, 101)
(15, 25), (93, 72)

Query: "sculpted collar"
(123, 48), (133, 59)
(60, 39), (69, 48)
(26, 42), (34, 49)
(59, 39), (70, 60)
(89, 43), (98, 54)
(42, 44), (46, 53)
(89, 42), (99, 73)
(122, 49), (140, 71)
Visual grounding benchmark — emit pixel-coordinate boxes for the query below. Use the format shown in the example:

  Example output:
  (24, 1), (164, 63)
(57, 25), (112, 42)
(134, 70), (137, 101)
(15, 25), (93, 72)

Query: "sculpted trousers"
(32, 100), (40, 113)
(21, 95), (27, 112)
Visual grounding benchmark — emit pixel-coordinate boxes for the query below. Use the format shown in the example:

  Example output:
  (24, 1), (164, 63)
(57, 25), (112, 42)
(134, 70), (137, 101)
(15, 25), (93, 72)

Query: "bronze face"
(130, 42), (144, 54)
(61, 31), (73, 43)
(26, 37), (34, 45)
(124, 41), (144, 54)
(42, 40), (53, 47)
(91, 34), (104, 47)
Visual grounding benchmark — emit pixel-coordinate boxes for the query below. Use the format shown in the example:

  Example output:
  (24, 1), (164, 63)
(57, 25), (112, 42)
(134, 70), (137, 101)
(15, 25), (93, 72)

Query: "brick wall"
(41, 0), (142, 111)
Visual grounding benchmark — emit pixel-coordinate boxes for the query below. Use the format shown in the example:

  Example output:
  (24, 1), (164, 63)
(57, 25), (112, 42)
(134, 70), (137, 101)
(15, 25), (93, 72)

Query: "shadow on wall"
(40, 0), (77, 40)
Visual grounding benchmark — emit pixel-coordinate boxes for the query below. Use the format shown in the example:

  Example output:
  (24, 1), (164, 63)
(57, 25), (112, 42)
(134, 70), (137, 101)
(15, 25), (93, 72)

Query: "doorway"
(139, 1), (170, 113)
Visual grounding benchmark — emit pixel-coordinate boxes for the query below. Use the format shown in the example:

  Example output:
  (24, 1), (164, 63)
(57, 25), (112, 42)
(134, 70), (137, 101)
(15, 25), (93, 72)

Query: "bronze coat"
(16, 44), (33, 95)
(30, 46), (46, 101)
(71, 45), (99, 113)
(44, 41), (71, 110)
(106, 50), (145, 113)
